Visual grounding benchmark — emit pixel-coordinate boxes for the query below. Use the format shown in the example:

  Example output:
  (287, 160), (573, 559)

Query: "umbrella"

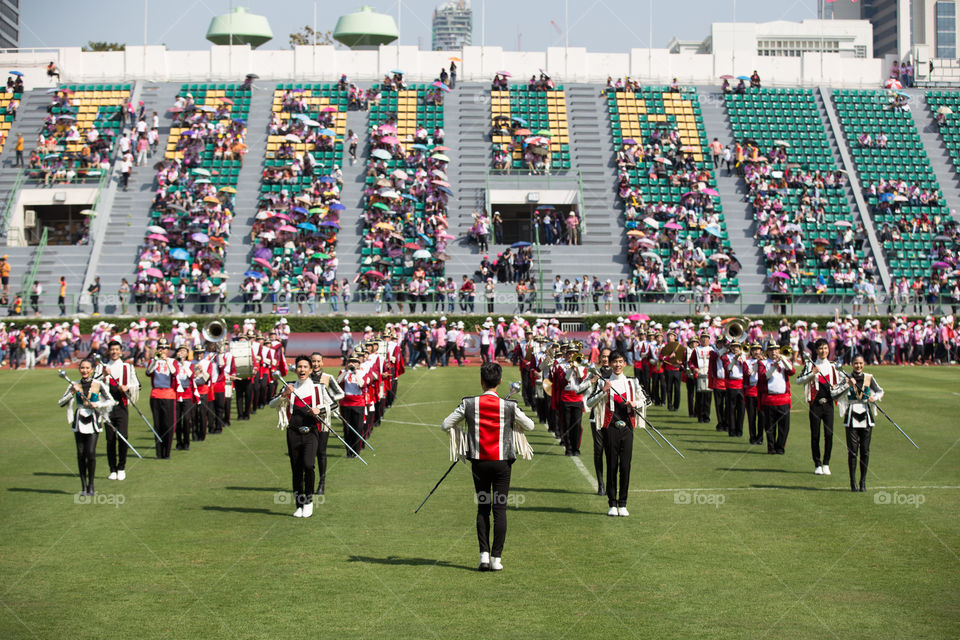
(273, 212), (292, 222)
(770, 272), (791, 279)
(403, 242), (421, 250)
(511, 241), (531, 248)
(622, 138), (638, 145)
(277, 224), (297, 233)
(244, 271), (266, 279)
(317, 176), (336, 183)
(702, 187), (719, 196)
(813, 238), (830, 244)
(413, 249), (432, 259)
(536, 129), (553, 136)
(773, 140), (791, 147)
(641, 251), (662, 262)
(254, 248), (272, 260)
(9, 70), (22, 76)
(321, 106), (338, 112)
(636, 238), (657, 248)
(284, 133), (301, 142)
(147, 233), (167, 242)
(893, 195), (909, 202)
(513, 128), (533, 136)
(191, 232), (209, 243)
(411, 143), (430, 151)
(434, 146), (451, 151)
(374, 222), (395, 230)
(431, 180), (451, 188)
(371, 149), (392, 160)
(643, 217), (659, 228)
(449, 56), (462, 62)
(432, 81), (451, 92)
(379, 189), (400, 199)
(246, 73), (260, 79)
(932, 261), (951, 269)
(654, 157), (672, 165)
(203, 196), (220, 204)
(317, 128), (336, 136)
(704, 225), (723, 237)
(253, 257), (272, 269)
(380, 135), (400, 144)
(170, 248), (191, 261)
(298, 222), (318, 232)
(719, 74), (734, 80)
(626, 230), (645, 237)
(627, 313), (650, 322)
(934, 235), (951, 242)
(220, 97), (234, 105)
(191, 168), (211, 176)
(496, 70), (512, 77)
(834, 220), (852, 227)
(363, 270), (386, 279)
(312, 252), (331, 260)
(302, 119), (321, 127)
(390, 69), (404, 75)
(292, 206), (308, 214)
(709, 253), (730, 262)
(884, 78), (902, 89)
(391, 169), (408, 180)
(146, 225), (166, 234)
(432, 153), (451, 162)
(435, 185), (454, 196)
(143, 268), (164, 278)
(301, 272), (319, 282)
(937, 106), (953, 115)
(329, 203), (346, 212)
(664, 222), (683, 230)
(194, 178), (211, 185)
(372, 202), (391, 211)
(56, 114), (75, 120)
(219, 186), (236, 194)
(879, 192), (895, 202)
(737, 75), (750, 80)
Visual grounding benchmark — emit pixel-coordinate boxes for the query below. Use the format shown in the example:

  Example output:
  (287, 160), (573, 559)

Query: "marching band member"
(192, 347), (217, 439)
(660, 330), (684, 412)
(586, 351), (648, 517)
(337, 352), (368, 457)
(758, 342), (795, 455)
(233, 330), (255, 420)
(215, 343), (235, 427)
(687, 333), (712, 423)
(441, 362), (535, 572)
(744, 342), (764, 444)
(104, 339), (139, 480)
(309, 352), (345, 496)
(59, 359), (115, 495)
(722, 341), (747, 438)
(146, 338), (180, 459)
(835, 355), (884, 492)
(587, 347), (612, 495)
(558, 343), (591, 456)
(796, 338), (844, 476)
(270, 355), (325, 517)
(708, 336), (728, 431)
(647, 331), (664, 406)
(174, 345), (197, 451)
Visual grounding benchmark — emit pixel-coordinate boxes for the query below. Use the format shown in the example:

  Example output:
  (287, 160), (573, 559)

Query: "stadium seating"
(925, 91), (960, 180)
(727, 88), (863, 294)
(0, 88), (21, 151)
(833, 89), (949, 278)
(491, 85), (571, 171)
(608, 87), (737, 294)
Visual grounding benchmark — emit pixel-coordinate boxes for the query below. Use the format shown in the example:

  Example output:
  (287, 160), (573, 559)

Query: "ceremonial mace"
(59, 370), (143, 459)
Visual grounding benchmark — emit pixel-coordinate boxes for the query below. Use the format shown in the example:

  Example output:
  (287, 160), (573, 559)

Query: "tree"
(82, 41), (126, 52)
(289, 26), (334, 48)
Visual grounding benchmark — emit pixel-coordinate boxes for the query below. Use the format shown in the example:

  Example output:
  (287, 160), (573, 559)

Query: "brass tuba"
(202, 319), (228, 344)
(722, 318), (748, 344)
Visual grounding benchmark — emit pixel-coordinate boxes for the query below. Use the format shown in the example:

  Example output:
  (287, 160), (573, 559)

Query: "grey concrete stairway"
(333, 105), (369, 283)
(221, 85), (273, 298)
(910, 92), (960, 220)
(96, 82), (183, 314)
(697, 86), (768, 314)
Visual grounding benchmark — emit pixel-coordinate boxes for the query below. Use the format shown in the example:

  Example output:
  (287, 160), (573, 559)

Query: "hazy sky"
(21, 0), (820, 51)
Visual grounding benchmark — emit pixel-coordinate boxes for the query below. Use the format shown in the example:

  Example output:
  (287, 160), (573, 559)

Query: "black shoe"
(776, 449), (785, 455)
(859, 482), (866, 492)
(478, 562), (490, 572)
(597, 482), (605, 496)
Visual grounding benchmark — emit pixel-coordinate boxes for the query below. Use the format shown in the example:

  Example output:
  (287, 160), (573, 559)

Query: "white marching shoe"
(607, 506), (619, 517)
(293, 507), (303, 518)
(302, 502), (314, 518)
(814, 466), (824, 475)
(822, 465), (831, 476)
(108, 472), (118, 480)
(490, 557), (503, 571)
(617, 507), (630, 517)
(117, 470), (126, 481)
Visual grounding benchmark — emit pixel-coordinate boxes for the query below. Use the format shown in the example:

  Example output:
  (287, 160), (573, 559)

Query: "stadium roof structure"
(206, 7), (273, 49)
(334, 6), (399, 49)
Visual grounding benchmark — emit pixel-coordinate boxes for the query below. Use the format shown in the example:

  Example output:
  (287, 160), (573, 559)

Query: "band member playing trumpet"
(337, 352), (368, 457)
(557, 343), (591, 456)
(310, 352), (345, 495)
(722, 341), (747, 438)
(758, 342), (795, 455)
(174, 345), (197, 451)
(59, 359), (115, 495)
(270, 355), (325, 517)
(146, 338), (180, 459)
(835, 355), (884, 491)
(744, 343), (764, 444)
(660, 330), (685, 412)
(104, 339), (139, 480)
(796, 338), (844, 476)
(586, 351), (648, 517)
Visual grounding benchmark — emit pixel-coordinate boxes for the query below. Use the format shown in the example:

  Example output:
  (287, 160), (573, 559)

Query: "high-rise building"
(828, 0), (958, 61)
(0, 0), (19, 49)
(432, 1), (472, 51)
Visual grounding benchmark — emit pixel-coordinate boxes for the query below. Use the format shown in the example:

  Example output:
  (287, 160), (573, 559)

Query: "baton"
(607, 385), (683, 459)
(92, 354), (161, 442)
(329, 406), (375, 452)
(273, 372), (367, 465)
(834, 364), (918, 450)
(58, 370), (143, 459)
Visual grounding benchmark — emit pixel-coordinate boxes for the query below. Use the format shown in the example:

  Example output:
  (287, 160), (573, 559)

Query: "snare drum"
(230, 341), (255, 378)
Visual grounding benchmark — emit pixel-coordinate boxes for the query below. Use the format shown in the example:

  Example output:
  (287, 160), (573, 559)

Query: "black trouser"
(635, 368), (650, 398)
(713, 388), (727, 430)
(694, 387), (711, 423)
(495, 337), (508, 360)
(664, 369), (681, 411)
(470, 458), (513, 557)
(686, 378), (695, 416)
(589, 416), (604, 485)
(176, 400), (194, 449)
(604, 426), (633, 508)
(286, 427), (318, 507)
(194, 396), (209, 441)
(650, 371), (664, 405)
(845, 426), (872, 489)
(340, 405), (365, 456)
(214, 390), (228, 426)
(235, 379), (252, 418)
(106, 405), (129, 472)
(75, 431), (99, 491)
(726, 387), (745, 437)
(809, 401), (835, 467)
(560, 401), (583, 454)
(746, 394), (762, 442)
(58, 295), (66, 315)
(763, 403), (790, 453)
(150, 396), (175, 458)
(316, 430), (330, 493)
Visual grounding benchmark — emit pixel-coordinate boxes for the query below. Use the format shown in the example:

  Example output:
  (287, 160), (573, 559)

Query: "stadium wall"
(0, 44), (884, 88)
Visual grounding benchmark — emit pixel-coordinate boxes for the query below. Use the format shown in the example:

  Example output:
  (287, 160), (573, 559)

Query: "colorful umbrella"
(191, 232), (209, 243)
(277, 224), (297, 233)
(431, 153), (450, 162)
(244, 271), (266, 279)
(146, 225), (166, 235)
(363, 270), (386, 279)
(371, 149), (392, 160)
(413, 249), (432, 259)
(770, 271), (791, 279)
(704, 225), (723, 237)
(297, 222), (318, 232)
(664, 222), (683, 230)
(147, 233), (167, 242)
(627, 313), (650, 322)
(143, 268), (164, 278)
(170, 248), (191, 261)
(253, 257), (272, 269)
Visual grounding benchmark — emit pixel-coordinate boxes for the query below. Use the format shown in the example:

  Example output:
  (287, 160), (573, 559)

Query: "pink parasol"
(147, 233), (167, 242)
(143, 267), (164, 278)
(253, 257), (272, 269)
(277, 224), (297, 233)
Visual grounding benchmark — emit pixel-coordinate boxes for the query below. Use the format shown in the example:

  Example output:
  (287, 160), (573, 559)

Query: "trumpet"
(722, 318), (749, 343)
(780, 345), (794, 359)
(202, 319), (227, 344)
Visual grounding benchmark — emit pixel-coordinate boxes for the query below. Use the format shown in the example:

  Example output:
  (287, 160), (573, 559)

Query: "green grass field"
(1, 365), (958, 639)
